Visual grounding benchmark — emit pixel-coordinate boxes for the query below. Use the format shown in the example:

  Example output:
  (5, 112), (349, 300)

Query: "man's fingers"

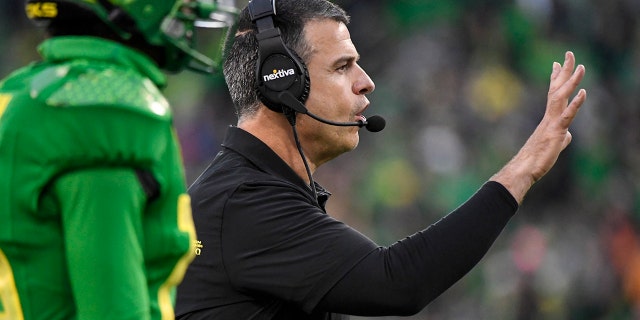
(561, 130), (573, 150)
(547, 57), (586, 118)
(558, 51), (577, 82)
(549, 51), (577, 94)
(557, 64), (586, 98)
(550, 62), (561, 80)
(560, 88), (587, 127)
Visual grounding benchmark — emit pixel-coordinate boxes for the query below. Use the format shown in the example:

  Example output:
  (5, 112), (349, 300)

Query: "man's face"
(298, 19), (375, 166)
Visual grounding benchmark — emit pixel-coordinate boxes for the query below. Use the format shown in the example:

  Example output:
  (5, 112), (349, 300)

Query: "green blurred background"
(2, 0), (640, 319)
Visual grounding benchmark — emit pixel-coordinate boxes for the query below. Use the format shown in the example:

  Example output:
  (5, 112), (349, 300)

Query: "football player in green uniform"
(0, 1), (237, 319)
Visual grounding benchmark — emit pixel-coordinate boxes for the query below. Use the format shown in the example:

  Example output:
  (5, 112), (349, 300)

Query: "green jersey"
(0, 36), (196, 320)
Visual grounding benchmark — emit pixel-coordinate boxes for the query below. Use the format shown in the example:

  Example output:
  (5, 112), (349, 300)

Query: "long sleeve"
(53, 168), (151, 320)
(318, 181), (518, 316)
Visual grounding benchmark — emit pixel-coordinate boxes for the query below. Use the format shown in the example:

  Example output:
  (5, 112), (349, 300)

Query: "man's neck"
(238, 110), (316, 184)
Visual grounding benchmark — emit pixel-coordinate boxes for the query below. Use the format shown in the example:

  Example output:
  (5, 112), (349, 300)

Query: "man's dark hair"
(223, 0), (349, 120)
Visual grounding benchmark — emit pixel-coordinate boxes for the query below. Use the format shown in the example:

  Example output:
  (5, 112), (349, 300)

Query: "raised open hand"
(491, 51), (587, 204)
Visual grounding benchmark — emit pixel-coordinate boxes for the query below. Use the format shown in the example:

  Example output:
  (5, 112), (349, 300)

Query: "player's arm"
(51, 167), (152, 320)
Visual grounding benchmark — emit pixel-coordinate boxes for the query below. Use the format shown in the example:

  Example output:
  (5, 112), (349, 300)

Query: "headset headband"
(249, 0), (310, 114)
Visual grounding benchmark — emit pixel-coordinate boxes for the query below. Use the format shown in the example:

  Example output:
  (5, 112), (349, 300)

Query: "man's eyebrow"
(332, 54), (359, 66)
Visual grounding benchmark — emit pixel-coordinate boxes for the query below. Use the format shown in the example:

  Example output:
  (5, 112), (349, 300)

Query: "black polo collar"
(220, 126), (331, 209)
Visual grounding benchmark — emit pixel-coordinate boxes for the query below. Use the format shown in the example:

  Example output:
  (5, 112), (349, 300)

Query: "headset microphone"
(363, 115), (386, 132)
(278, 91), (386, 132)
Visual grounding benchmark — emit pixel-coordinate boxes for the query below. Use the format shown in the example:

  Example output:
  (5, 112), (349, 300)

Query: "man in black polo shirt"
(175, 0), (587, 319)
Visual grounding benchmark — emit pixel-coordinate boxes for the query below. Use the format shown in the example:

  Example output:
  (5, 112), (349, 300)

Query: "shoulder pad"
(30, 63), (171, 120)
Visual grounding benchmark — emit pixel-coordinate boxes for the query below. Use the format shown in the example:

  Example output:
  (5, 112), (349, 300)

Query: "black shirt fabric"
(175, 126), (518, 319)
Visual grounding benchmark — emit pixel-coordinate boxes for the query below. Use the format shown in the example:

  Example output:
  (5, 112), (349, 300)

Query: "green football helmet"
(25, 0), (239, 74)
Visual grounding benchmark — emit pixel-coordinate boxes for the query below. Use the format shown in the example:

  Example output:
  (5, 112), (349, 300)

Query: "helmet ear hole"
(106, 8), (138, 35)
(94, 0), (137, 35)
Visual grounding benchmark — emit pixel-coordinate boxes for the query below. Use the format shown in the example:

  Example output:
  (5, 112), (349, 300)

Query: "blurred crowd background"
(2, 0), (640, 319)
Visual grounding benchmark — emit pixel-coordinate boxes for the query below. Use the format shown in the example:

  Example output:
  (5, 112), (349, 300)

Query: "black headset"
(246, 0), (384, 202)
(248, 0), (310, 116)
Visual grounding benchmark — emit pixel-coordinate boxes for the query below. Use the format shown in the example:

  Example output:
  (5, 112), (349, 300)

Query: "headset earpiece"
(249, 0), (310, 114)
(256, 49), (310, 113)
